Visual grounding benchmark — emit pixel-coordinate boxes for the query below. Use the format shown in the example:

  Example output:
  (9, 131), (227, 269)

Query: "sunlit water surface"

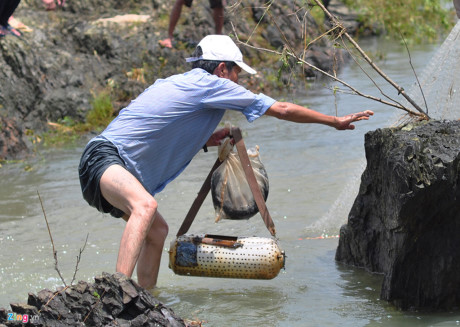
(1, 37), (460, 326)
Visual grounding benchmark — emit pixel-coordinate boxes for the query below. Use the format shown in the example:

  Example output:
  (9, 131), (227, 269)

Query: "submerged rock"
(336, 120), (460, 311)
(0, 272), (185, 326)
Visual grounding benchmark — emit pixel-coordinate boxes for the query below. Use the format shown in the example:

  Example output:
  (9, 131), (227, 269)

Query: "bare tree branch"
(84, 289), (107, 323)
(246, 2), (274, 44)
(338, 37), (407, 110)
(310, 0), (429, 118)
(230, 1), (428, 119)
(70, 233), (89, 286)
(399, 31), (429, 115)
(37, 190), (67, 287)
(231, 26), (423, 116)
(38, 287), (70, 314)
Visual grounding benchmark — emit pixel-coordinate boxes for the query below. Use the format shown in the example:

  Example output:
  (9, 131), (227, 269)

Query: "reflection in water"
(335, 263), (388, 321)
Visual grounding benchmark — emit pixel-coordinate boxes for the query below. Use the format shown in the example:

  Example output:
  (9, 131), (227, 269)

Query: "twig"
(38, 286), (70, 314)
(70, 233), (89, 286)
(332, 51), (339, 117)
(338, 37), (407, 110)
(267, 4), (421, 115)
(266, 10), (298, 60)
(84, 289), (107, 323)
(244, 3), (274, 44)
(400, 31), (429, 115)
(38, 190), (67, 287)
(307, 25), (342, 49)
(231, 2), (427, 119)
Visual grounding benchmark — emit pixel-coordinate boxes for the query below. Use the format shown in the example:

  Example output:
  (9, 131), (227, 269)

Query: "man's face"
(227, 65), (241, 84)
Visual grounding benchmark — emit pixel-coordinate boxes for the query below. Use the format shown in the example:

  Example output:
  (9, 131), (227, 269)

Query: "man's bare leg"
(136, 212), (168, 288)
(159, 0), (185, 48)
(100, 164), (159, 285)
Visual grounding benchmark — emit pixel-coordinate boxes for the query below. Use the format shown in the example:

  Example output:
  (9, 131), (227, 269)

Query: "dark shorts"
(78, 140), (126, 218)
(184, 0), (223, 9)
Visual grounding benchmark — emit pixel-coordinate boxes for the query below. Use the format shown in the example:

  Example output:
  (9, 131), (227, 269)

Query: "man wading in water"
(78, 34), (374, 289)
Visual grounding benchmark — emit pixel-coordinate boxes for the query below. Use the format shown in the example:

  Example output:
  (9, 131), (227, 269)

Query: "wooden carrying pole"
(232, 127), (276, 236)
(176, 127), (276, 237)
(176, 157), (223, 237)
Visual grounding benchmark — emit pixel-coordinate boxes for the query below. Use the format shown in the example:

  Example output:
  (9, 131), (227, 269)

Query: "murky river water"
(1, 37), (460, 326)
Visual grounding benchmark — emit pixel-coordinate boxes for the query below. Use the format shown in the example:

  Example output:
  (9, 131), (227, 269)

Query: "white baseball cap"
(186, 35), (257, 74)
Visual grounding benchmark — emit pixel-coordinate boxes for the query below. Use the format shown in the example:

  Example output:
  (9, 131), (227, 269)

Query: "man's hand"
(335, 110), (374, 130)
(206, 127), (231, 147)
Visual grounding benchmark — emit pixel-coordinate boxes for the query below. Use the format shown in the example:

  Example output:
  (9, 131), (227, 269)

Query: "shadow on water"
(335, 263), (460, 327)
(154, 285), (289, 326)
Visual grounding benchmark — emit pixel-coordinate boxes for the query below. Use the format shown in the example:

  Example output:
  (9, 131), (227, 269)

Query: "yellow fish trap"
(169, 234), (285, 279)
(169, 128), (285, 280)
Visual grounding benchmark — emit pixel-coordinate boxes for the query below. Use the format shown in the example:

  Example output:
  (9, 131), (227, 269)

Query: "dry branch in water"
(71, 233), (89, 286)
(38, 190), (67, 287)
(37, 190), (89, 287)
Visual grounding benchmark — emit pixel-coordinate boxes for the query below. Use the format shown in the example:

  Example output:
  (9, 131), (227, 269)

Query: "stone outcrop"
(0, 272), (185, 326)
(0, 0), (360, 161)
(336, 120), (460, 311)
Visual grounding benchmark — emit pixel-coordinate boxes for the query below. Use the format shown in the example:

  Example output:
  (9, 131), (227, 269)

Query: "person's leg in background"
(159, 0), (187, 48)
(210, 0), (224, 34)
(0, 0), (21, 37)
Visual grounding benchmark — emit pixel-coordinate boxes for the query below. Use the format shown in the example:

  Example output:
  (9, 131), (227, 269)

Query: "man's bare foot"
(159, 38), (173, 48)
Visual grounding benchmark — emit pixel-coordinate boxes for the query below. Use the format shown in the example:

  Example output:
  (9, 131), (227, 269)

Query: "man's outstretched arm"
(265, 101), (374, 130)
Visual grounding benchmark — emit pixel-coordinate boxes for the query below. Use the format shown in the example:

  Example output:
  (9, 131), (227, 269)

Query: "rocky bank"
(336, 120), (460, 311)
(0, 0), (364, 161)
(0, 272), (187, 326)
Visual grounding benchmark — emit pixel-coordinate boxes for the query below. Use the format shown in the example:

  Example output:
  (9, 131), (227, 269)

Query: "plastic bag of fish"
(211, 140), (269, 221)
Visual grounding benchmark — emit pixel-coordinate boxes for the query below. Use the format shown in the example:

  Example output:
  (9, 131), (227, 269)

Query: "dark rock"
(326, 0), (361, 34)
(0, 272), (185, 326)
(0, 116), (28, 160)
(336, 120), (460, 311)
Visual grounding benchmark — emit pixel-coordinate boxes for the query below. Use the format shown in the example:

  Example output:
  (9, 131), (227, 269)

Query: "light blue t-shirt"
(92, 68), (276, 195)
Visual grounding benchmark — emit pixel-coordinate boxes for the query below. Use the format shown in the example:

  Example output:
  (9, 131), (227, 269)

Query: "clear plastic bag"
(211, 144), (269, 221)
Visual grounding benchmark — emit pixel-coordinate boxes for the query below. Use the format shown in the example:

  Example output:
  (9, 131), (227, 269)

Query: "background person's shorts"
(184, 0), (223, 9)
(78, 139), (126, 218)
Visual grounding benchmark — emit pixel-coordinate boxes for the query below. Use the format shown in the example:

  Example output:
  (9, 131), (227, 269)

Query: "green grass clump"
(87, 91), (114, 128)
(42, 90), (115, 147)
(343, 0), (453, 42)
